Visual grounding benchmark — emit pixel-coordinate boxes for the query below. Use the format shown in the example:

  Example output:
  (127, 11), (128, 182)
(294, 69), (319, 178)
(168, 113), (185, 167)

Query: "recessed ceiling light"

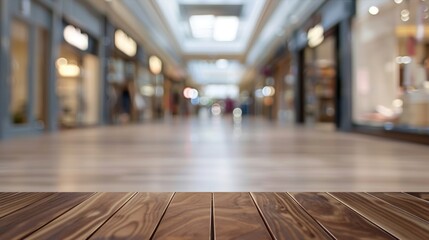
(368, 6), (379, 15)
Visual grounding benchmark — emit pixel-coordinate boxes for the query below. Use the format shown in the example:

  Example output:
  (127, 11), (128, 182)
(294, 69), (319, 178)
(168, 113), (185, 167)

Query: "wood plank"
(0, 193), (92, 239)
(290, 193), (394, 240)
(214, 192), (271, 240)
(251, 192), (331, 240)
(0, 192), (53, 218)
(27, 192), (134, 240)
(330, 193), (429, 239)
(90, 192), (173, 240)
(370, 193), (429, 221)
(406, 192), (429, 202)
(152, 192), (211, 240)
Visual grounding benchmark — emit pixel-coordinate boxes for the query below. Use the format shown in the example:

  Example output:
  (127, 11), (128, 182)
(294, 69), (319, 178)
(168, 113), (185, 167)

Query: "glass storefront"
(10, 19), (29, 124)
(10, 18), (48, 127)
(353, 0), (429, 132)
(57, 24), (100, 128)
(304, 34), (337, 125)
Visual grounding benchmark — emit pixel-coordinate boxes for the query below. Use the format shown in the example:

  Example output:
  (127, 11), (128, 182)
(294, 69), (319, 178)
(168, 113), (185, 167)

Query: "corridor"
(1, 117), (428, 192)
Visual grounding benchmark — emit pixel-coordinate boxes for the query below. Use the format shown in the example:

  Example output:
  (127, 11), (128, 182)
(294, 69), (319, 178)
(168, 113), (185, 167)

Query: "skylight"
(189, 15), (240, 41)
(189, 15), (215, 39)
(213, 16), (239, 41)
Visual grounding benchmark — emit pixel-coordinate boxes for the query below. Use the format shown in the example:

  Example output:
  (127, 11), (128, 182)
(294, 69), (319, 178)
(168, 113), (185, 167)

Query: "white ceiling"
(86, 0), (325, 86)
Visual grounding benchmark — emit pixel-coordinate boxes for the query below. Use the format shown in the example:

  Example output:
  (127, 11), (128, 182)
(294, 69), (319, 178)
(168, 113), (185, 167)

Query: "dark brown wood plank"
(0, 193), (93, 239)
(290, 193), (394, 240)
(152, 192), (211, 240)
(0, 192), (53, 218)
(90, 192), (173, 240)
(406, 192), (429, 202)
(27, 192), (134, 240)
(370, 193), (429, 222)
(214, 192), (271, 240)
(251, 192), (331, 240)
(330, 193), (429, 239)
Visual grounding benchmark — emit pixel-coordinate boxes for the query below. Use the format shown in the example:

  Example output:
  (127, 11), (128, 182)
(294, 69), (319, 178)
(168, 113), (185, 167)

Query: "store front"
(290, 0), (354, 130)
(0, 0), (106, 139)
(353, 0), (429, 140)
(57, 23), (100, 128)
(107, 28), (146, 124)
(0, 0), (51, 138)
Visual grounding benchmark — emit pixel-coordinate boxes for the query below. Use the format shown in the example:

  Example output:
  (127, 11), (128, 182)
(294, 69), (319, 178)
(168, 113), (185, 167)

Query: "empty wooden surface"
(407, 192), (429, 202)
(91, 192), (173, 240)
(1, 192), (429, 239)
(330, 193), (429, 239)
(0, 192), (52, 218)
(214, 193), (271, 240)
(251, 192), (331, 240)
(0, 193), (92, 239)
(27, 193), (134, 240)
(290, 193), (395, 240)
(152, 193), (211, 240)
(1, 118), (429, 192)
(370, 192), (429, 222)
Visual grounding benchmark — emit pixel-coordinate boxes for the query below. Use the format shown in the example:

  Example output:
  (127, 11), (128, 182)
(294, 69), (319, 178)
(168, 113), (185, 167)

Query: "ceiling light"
(368, 6), (379, 15)
(394, 0), (403, 4)
(213, 16), (239, 42)
(189, 15), (215, 39)
(216, 59), (229, 68)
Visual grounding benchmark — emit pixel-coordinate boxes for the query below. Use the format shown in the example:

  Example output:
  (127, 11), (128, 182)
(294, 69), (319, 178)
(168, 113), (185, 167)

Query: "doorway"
(303, 33), (337, 128)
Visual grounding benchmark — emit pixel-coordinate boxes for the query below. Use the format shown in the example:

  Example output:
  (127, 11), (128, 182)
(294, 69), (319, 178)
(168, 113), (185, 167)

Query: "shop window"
(10, 19), (29, 124)
(35, 28), (48, 126)
(304, 35), (336, 125)
(353, 0), (429, 131)
(57, 45), (100, 127)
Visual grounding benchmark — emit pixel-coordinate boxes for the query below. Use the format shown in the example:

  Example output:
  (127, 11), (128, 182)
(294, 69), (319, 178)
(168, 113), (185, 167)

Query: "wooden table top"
(0, 192), (428, 239)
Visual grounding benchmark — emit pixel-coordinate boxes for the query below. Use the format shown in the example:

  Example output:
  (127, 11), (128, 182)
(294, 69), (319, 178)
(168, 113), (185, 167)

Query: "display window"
(56, 24), (100, 128)
(353, 0), (429, 131)
(304, 32), (337, 125)
(10, 18), (48, 127)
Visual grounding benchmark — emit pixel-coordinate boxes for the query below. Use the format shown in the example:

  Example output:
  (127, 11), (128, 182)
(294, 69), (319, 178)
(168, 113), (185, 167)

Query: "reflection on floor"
(0, 117), (429, 191)
(0, 192), (428, 239)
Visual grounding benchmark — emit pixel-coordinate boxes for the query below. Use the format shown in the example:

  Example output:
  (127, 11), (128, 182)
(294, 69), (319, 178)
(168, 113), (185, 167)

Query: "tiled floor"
(0, 117), (428, 191)
(0, 192), (428, 239)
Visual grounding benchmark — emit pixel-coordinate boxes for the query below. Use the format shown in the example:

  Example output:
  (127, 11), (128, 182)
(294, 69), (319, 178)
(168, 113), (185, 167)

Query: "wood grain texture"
(0, 193), (92, 239)
(407, 193), (429, 202)
(370, 193), (429, 222)
(214, 192), (271, 240)
(90, 192), (173, 240)
(152, 192), (211, 240)
(290, 193), (394, 240)
(251, 192), (331, 240)
(0, 192), (52, 218)
(27, 192), (134, 240)
(330, 193), (429, 239)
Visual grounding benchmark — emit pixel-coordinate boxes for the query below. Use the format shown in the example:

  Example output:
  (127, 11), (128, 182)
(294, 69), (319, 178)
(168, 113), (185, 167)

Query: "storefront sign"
(307, 24), (324, 48)
(115, 30), (137, 57)
(64, 25), (89, 51)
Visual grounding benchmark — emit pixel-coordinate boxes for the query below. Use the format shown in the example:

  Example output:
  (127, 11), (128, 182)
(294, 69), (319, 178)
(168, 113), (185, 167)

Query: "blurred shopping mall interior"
(0, 0), (429, 192)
